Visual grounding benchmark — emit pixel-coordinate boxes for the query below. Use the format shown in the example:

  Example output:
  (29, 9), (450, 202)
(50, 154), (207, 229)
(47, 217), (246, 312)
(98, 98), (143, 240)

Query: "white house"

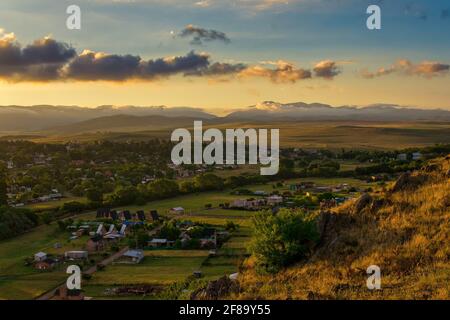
(34, 252), (47, 262)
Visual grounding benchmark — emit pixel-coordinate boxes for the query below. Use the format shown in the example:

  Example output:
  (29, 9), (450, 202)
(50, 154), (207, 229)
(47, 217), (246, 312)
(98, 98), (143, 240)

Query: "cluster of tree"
(1, 140), (173, 202)
(0, 206), (39, 240)
(249, 209), (319, 273)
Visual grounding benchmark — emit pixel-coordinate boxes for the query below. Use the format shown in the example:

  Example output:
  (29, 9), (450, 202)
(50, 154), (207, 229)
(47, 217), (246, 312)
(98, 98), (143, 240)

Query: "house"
(314, 186), (333, 193)
(137, 210), (146, 221)
(150, 210), (160, 221)
(412, 152), (422, 160)
(148, 238), (175, 248)
(231, 199), (265, 210)
(231, 199), (247, 208)
(289, 182), (316, 191)
(253, 191), (266, 196)
(35, 258), (57, 271)
(34, 252), (47, 262)
(96, 224), (106, 236)
(170, 207), (185, 215)
(118, 224), (128, 237)
(117, 250), (144, 264)
(65, 251), (88, 260)
(86, 235), (105, 252)
(267, 195), (283, 206)
(123, 210), (132, 220)
(397, 153), (407, 161)
(110, 210), (118, 220)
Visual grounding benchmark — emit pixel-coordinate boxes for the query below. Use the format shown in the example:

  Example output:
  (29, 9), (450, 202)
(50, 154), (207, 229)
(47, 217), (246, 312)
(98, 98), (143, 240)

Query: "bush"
(249, 209), (319, 273)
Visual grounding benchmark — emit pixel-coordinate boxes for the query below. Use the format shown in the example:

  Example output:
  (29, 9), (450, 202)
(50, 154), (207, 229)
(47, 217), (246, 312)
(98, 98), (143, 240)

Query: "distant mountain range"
(224, 101), (450, 122)
(0, 102), (449, 134)
(0, 105), (215, 132)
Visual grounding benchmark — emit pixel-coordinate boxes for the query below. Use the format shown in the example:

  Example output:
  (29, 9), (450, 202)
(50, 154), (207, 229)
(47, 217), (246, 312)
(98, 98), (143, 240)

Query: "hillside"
(43, 114), (210, 135)
(234, 156), (450, 300)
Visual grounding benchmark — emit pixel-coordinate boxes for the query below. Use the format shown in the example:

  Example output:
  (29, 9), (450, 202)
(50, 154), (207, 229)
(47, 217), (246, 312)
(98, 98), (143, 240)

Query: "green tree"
(86, 188), (104, 203)
(194, 173), (224, 191)
(159, 220), (181, 241)
(249, 209), (319, 273)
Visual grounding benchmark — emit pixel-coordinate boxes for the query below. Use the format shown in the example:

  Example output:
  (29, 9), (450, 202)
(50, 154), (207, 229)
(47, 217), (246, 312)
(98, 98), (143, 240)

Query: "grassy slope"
(236, 156), (450, 300)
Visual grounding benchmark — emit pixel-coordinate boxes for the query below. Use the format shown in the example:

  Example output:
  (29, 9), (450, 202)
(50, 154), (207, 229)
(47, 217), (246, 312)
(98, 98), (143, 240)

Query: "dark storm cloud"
(141, 51), (210, 77)
(0, 34), (76, 81)
(179, 25), (230, 45)
(22, 38), (77, 65)
(0, 37), (75, 67)
(64, 51), (142, 81)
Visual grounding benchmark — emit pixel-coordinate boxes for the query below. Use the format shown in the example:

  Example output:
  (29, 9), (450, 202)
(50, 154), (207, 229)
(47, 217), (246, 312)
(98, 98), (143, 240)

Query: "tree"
(0, 166), (7, 206)
(159, 220), (181, 241)
(148, 179), (179, 200)
(86, 188), (103, 203)
(194, 174), (224, 191)
(249, 209), (319, 273)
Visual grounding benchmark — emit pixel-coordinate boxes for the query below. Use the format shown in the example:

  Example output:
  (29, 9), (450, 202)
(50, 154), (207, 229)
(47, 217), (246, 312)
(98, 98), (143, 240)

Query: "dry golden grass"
(235, 156), (450, 300)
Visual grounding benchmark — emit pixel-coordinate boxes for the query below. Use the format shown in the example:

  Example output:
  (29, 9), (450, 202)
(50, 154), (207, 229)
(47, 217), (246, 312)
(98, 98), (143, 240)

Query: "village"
(1, 141), (447, 300)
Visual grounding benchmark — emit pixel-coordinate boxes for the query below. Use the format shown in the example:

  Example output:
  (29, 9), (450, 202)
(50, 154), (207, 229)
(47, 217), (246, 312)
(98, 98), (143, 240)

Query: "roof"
(149, 238), (168, 244)
(123, 250), (144, 258)
(35, 252), (47, 258)
(171, 207), (184, 211)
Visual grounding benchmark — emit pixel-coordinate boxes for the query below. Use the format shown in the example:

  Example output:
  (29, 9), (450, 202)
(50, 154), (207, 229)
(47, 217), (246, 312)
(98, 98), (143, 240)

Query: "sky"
(0, 0), (450, 112)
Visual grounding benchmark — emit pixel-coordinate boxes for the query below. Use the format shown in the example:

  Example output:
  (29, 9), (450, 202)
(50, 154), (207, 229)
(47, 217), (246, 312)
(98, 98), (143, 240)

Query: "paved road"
(36, 246), (129, 300)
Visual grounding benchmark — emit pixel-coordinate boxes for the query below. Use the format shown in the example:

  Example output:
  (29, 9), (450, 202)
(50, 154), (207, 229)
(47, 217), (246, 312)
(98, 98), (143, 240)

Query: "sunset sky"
(0, 0), (450, 112)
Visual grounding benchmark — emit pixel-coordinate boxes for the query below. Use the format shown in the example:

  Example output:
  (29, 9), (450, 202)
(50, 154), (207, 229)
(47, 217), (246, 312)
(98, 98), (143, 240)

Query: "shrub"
(249, 209), (319, 273)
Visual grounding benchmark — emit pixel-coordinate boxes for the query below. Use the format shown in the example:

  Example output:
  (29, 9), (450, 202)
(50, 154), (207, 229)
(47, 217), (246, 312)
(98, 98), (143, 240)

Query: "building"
(87, 235), (105, 252)
(412, 152), (422, 160)
(117, 250), (144, 264)
(267, 195), (283, 206)
(397, 153), (407, 161)
(148, 238), (175, 248)
(35, 258), (57, 271)
(65, 251), (88, 260)
(170, 207), (185, 215)
(34, 252), (47, 262)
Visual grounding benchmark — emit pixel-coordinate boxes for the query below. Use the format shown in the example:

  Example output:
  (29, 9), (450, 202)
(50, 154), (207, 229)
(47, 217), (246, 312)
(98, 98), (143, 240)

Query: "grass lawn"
(87, 250), (209, 286)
